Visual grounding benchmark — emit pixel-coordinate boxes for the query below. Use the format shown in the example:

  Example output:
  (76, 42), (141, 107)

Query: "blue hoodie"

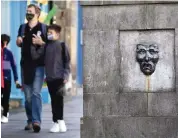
(2, 47), (18, 82)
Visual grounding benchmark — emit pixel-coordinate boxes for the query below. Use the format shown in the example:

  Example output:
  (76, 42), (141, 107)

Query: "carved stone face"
(136, 43), (159, 75)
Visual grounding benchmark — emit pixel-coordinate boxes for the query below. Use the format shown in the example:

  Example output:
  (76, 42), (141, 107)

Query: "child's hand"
(15, 81), (22, 89)
(63, 80), (68, 84)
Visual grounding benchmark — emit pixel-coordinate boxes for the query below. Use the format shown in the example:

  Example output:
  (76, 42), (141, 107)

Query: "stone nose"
(145, 51), (151, 61)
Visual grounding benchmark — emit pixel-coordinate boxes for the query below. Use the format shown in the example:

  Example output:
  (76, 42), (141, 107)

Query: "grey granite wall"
(81, 1), (178, 138)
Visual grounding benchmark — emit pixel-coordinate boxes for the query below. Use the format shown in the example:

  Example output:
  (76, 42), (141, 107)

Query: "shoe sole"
(1, 122), (8, 124)
(33, 125), (41, 133)
(24, 127), (32, 130)
(59, 129), (67, 133)
(50, 130), (60, 133)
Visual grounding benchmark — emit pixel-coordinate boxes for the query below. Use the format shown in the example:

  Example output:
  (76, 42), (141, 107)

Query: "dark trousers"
(47, 79), (64, 122)
(1, 80), (11, 117)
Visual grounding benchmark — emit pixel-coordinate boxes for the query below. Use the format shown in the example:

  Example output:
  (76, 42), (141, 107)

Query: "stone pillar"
(81, 1), (178, 138)
(53, 1), (66, 42)
(54, 1), (77, 79)
(65, 1), (77, 79)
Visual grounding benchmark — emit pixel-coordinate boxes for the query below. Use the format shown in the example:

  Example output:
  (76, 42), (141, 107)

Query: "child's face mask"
(47, 29), (59, 41)
(47, 34), (54, 40)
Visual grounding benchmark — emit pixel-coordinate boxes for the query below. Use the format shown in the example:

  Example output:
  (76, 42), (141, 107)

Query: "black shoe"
(24, 123), (32, 130)
(33, 123), (41, 133)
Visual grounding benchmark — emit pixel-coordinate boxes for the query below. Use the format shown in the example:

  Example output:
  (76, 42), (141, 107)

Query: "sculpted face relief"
(136, 43), (159, 76)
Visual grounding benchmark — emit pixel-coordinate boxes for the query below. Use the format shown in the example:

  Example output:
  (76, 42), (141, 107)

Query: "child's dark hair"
(1, 34), (10, 48)
(48, 24), (62, 33)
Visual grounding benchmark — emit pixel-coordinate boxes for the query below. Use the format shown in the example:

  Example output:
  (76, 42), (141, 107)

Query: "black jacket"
(45, 41), (70, 81)
(18, 22), (47, 84)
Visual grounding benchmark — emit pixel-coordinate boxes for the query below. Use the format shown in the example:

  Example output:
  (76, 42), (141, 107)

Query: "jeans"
(22, 67), (44, 124)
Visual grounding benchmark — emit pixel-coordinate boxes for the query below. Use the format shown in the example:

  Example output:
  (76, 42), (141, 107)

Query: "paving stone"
(1, 93), (83, 138)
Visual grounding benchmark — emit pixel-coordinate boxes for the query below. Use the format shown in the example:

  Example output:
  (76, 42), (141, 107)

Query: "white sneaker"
(50, 123), (60, 133)
(58, 120), (67, 132)
(1, 116), (8, 123)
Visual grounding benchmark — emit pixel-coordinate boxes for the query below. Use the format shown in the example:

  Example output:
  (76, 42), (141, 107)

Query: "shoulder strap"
(61, 42), (66, 68)
(20, 23), (26, 37)
(19, 24), (26, 47)
(41, 23), (47, 38)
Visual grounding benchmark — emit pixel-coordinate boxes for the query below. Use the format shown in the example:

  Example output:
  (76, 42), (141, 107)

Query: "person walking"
(32, 24), (70, 133)
(16, 4), (47, 133)
(46, 24), (70, 133)
(1, 34), (21, 123)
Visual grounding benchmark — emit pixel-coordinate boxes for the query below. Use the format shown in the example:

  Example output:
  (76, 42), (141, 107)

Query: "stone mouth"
(142, 63), (152, 71)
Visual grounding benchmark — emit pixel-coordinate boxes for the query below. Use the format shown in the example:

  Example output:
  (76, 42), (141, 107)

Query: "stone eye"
(138, 49), (146, 54)
(149, 49), (156, 55)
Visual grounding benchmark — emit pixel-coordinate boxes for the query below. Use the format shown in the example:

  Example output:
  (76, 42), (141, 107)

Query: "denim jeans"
(22, 67), (44, 124)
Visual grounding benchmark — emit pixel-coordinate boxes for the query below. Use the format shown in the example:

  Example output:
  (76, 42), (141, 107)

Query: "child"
(1, 34), (21, 123)
(45, 24), (70, 133)
(1, 48), (4, 88)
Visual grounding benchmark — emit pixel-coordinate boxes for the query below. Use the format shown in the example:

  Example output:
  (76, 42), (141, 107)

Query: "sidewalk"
(1, 88), (83, 138)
